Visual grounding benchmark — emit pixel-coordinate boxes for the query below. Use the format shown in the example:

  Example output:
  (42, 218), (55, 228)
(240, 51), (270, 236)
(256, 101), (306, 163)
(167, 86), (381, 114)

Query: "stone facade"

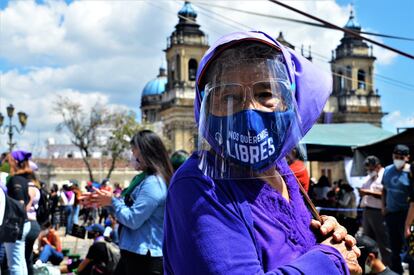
(34, 158), (136, 189)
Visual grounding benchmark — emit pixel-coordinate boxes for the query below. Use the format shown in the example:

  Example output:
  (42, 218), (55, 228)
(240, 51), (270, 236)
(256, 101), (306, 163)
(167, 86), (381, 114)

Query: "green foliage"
(54, 97), (141, 181)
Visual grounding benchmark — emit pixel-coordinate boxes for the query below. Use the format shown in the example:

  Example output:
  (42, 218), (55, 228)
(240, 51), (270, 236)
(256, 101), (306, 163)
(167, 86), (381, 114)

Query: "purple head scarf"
(194, 31), (332, 159)
(11, 150), (32, 163)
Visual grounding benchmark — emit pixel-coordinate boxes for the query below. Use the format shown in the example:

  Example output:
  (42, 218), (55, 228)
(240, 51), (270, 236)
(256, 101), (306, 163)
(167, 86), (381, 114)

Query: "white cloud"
(362, 29), (398, 66)
(372, 45), (398, 66)
(0, 0), (400, 154)
(383, 111), (414, 132)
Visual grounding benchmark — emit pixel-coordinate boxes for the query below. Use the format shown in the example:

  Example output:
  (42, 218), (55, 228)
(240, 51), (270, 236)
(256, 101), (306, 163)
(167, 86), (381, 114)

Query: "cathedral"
(140, 2), (385, 153)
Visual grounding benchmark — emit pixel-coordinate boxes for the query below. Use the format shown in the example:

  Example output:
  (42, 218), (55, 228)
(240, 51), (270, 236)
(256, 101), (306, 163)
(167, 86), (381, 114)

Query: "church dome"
(142, 67), (167, 96)
(178, 1), (197, 19)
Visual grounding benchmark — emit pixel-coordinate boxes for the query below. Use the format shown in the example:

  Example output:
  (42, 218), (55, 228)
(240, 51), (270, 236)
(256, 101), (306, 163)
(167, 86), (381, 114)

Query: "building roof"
(142, 67), (167, 96)
(33, 158), (134, 170)
(301, 123), (394, 147)
(344, 10), (361, 30)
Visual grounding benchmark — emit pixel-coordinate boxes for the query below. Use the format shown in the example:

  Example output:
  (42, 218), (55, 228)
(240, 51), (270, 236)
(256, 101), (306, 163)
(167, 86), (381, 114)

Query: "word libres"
(225, 129), (276, 164)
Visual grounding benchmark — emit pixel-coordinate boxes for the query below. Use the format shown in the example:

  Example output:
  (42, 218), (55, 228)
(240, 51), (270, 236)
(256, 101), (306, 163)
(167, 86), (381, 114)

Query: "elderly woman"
(163, 31), (361, 274)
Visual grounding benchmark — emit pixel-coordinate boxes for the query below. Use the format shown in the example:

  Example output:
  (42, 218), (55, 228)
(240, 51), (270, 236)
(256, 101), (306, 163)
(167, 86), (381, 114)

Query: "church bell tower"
(160, 1), (209, 152)
(323, 10), (385, 127)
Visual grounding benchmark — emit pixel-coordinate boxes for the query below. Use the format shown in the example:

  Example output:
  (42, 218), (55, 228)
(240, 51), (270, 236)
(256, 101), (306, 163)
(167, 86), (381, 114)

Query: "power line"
(146, 1), (226, 36)
(194, 2), (414, 42)
(267, 0), (414, 59)
(145, 0), (414, 93)
(188, 2), (252, 31)
(190, 1), (414, 92)
(192, 0), (414, 91)
(294, 47), (414, 91)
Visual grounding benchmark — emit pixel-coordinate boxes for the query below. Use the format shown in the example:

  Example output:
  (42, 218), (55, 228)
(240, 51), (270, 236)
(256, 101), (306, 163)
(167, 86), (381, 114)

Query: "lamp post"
(0, 104), (28, 152)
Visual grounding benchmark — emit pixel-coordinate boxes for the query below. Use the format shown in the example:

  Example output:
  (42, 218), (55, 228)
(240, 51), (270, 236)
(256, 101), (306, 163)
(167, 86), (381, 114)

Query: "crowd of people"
(288, 143), (414, 275)
(0, 31), (413, 275)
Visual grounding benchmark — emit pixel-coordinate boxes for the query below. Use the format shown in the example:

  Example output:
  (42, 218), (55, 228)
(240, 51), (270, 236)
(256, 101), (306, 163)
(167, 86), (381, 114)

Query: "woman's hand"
(321, 236), (362, 275)
(311, 215), (353, 246)
(90, 187), (113, 207)
(79, 193), (93, 207)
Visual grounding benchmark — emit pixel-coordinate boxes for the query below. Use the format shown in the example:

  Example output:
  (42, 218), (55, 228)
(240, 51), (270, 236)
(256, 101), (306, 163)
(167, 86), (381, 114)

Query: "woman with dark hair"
(83, 129), (173, 275)
(4, 150), (33, 275)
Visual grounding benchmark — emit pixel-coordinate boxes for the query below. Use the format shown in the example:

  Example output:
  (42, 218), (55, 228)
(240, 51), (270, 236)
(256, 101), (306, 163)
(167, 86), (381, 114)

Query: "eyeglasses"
(206, 80), (291, 115)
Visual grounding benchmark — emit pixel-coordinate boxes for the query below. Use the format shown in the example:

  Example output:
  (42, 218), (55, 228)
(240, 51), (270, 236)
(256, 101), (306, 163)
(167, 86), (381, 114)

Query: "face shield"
(197, 55), (304, 179)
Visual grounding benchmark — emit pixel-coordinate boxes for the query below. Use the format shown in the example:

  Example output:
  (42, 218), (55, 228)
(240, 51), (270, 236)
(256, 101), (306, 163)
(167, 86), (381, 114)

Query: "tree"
(103, 110), (141, 179)
(55, 98), (142, 182)
(55, 97), (109, 182)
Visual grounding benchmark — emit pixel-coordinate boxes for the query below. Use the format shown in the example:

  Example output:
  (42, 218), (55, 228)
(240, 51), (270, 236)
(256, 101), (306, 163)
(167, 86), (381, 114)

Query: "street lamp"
(0, 104), (28, 152)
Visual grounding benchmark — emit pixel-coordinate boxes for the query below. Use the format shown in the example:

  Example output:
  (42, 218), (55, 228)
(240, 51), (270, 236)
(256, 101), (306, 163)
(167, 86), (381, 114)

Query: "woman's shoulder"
(170, 153), (211, 186)
(143, 174), (164, 184)
(167, 153), (228, 205)
(136, 174), (168, 198)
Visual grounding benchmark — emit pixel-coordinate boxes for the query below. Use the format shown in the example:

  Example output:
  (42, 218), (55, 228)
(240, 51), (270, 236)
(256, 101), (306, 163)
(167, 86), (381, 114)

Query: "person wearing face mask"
(382, 144), (411, 274)
(81, 130), (173, 275)
(359, 156), (391, 267)
(356, 234), (398, 275)
(163, 32), (362, 275)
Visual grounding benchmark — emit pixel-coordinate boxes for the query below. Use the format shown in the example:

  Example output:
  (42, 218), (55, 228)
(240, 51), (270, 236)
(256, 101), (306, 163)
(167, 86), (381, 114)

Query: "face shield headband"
(197, 57), (303, 179)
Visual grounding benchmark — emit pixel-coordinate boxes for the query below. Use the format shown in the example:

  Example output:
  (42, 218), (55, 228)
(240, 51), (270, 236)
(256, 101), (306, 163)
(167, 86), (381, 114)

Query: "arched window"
(337, 70), (344, 92)
(358, 69), (366, 89)
(346, 66), (352, 90)
(188, 59), (198, 81)
(176, 55), (181, 81)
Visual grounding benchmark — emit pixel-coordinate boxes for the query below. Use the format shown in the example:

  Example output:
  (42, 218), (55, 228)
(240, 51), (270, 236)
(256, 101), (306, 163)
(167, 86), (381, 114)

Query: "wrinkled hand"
(311, 215), (353, 247)
(322, 236), (362, 275)
(90, 187), (113, 207)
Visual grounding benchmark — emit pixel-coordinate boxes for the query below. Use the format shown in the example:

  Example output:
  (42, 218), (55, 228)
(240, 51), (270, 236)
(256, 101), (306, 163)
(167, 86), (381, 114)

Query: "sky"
(0, 0), (413, 156)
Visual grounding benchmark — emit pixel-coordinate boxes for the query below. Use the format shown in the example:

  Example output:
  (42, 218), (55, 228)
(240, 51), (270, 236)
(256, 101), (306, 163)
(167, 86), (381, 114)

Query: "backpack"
(0, 190), (27, 242)
(36, 187), (50, 225)
(104, 241), (121, 273)
(91, 241), (121, 275)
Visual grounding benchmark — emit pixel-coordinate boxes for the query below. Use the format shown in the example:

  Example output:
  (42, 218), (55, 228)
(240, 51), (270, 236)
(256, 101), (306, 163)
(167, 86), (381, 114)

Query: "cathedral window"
(337, 70), (344, 92)
(176, 55), (181, 81)
(189, 59), (198, 81)
(358, 69), (366, 90)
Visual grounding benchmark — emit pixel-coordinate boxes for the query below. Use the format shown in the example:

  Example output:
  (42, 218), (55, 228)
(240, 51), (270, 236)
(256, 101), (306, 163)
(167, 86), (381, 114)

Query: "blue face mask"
(205, 109), (295, 171)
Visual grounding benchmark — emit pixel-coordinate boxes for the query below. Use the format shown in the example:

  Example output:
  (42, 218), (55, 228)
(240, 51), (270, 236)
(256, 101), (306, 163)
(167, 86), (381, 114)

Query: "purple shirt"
(236, 159), (316, 270)
(163, 154), (348, 274)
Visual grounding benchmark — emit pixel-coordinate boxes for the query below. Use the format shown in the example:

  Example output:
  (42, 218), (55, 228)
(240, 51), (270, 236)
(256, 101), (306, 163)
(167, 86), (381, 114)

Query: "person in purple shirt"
(163, 31), (362, 275)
